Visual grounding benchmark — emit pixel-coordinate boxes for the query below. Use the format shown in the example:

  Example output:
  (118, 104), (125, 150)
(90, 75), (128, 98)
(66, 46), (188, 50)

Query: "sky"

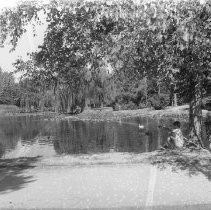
(0, 0), (47, 80)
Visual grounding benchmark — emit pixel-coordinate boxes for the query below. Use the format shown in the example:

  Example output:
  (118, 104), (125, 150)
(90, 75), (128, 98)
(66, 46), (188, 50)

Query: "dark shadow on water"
(0, 156), (41, 194)
(146, 149), (211, 181)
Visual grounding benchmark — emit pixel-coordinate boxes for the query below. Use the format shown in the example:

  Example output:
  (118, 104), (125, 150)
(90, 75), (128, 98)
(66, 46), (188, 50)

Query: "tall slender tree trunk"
(39, 96), (45, 112)
(145, 118), (149, 152)
(67, 89), (72, 114)
(67, 96), (72, 113)
(158, 80), (161, 97)
(25, 96), (30, 112)
(54, 92), (60, 113)
(84, 97), (90, 110)
(83, 84), (90, 110)
(205, 115), (211, 144)
(173, 93), (178, 106)
(144, 76), (148, 106)
(189, 75), (204, 148)
(53, 82), (60, 113)
(169, 83), (174, 106)
(157, 118), (161, 148)
(84, 90), (90, 110)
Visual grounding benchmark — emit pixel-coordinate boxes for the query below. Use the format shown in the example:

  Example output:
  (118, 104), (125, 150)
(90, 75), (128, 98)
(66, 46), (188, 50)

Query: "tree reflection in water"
(1, 115), (209, 157)
(0, 115), (50, 156)
(52, 118), (177, 155)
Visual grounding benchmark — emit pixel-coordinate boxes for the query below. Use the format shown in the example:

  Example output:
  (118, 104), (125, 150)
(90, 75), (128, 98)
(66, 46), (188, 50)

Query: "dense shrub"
(148, 94), (169, 110)
(138, 102), (148, 109)
(120, 101), (138, 110)
(113, 103), (121, 111)
(202, 97), (211, 111)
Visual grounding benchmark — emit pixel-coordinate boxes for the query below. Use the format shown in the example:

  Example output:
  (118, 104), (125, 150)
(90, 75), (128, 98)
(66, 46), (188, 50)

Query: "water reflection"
(0, 115), (209, 158)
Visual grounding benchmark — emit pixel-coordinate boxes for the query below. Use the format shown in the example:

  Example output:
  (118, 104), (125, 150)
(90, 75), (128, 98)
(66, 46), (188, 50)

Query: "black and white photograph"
(0, 0), (211, 209)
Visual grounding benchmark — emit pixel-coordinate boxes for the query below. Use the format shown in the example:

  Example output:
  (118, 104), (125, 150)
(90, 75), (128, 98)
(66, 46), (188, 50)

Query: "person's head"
(173, 121), (181, 128)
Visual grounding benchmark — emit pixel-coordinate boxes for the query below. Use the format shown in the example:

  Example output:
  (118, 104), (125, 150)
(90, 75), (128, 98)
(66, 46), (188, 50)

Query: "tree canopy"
(0, 67), (19, 105)
(1, 0), (211, 146)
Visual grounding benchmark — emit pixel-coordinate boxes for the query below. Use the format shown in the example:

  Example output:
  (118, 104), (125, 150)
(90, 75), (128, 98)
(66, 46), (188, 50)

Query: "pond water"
(0, 115), (209, 158)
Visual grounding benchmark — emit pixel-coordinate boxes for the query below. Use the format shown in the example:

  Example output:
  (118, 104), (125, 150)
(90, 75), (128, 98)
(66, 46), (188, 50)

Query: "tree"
(162, 0), (211, 147)
(0, 67), (19, 105)
(14, 58), (57, 112)
(1, 0), (210, 147)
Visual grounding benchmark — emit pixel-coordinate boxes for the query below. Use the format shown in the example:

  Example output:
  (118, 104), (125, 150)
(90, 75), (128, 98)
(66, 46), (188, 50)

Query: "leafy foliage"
(0, 67), (19, 105)
(1, 0), (211, 144)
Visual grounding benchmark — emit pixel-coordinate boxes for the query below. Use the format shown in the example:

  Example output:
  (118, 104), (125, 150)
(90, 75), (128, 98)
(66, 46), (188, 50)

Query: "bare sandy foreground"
(0, 151), (211, 209)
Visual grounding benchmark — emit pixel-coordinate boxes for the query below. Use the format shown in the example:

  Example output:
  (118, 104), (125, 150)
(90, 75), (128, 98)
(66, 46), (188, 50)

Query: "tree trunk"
(158, 82), (161, 97)
(25, 96), (30, 112)
(53, 82), (59, 113)
(173, 93), (178, 106)
(84, 97), (90, 110)
(100, 101), (103, 108)
(54, 92), (60, 113)
(83, 84), (90, 110)
(189, 78), (204, 148)
(145, 118), (149, 152)
(169, 83), (174, 106)
(205, 116), (211, 145)
(144, 76), (148, 106)
(39, 97), (45, 112)
(157, 118), (161, 148)
(67, 91), (72, 114)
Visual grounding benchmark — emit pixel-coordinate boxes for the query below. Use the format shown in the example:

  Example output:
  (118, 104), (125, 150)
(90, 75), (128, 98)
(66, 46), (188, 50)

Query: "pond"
(0, 115), (209, 158)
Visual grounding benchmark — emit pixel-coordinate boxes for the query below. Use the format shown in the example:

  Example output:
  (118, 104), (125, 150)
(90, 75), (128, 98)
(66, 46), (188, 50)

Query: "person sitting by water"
(208, 135), (211, 151)
(160, 121), (185, 149)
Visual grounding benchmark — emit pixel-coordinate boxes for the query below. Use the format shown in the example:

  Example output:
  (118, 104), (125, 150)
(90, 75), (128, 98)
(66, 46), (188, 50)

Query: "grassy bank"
(0, 105), (61, 118)
(0, 105), (20, 114)
(65, 105), (210, 122)
(1, 104), (211, 122)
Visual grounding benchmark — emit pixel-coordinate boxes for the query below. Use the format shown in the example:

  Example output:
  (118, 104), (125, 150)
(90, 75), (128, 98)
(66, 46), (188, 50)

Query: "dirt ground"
(0, 149), (211, 209)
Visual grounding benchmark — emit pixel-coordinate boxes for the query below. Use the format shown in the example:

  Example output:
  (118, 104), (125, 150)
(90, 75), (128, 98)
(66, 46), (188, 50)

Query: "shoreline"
(1, 148), (211, 170)
(64, 105), (211, 122)
(1, 105), (211, 122)
(38, 148), (211, 167)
